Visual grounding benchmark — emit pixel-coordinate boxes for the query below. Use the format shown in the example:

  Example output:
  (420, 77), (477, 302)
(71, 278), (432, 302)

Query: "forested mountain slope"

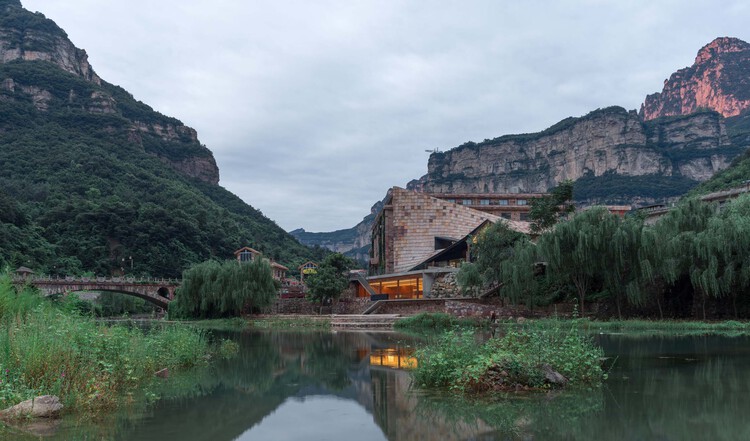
(0, 0), (324, 277)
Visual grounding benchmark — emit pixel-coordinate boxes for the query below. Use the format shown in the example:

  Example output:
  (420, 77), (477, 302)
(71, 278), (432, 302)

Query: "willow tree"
(538, 207), (619, 316)
(649, 198), (716, 318)
(497, 238), (540, 307)
(685, 195), (750, 317)
(602, 215), (646, 318)
(170, 258), (277, 319)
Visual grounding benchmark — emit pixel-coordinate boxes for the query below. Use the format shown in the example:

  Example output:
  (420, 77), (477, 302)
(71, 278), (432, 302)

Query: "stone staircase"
(330, 314), (401, 329)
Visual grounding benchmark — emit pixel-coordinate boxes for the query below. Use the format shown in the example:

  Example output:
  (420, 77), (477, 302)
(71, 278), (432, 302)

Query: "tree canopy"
(305, 253), (355, 304)
(169, 259), (278, 319)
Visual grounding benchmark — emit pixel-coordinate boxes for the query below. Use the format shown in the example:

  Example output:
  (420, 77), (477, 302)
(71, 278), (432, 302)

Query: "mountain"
(290, 200), (383, 264)
(641, 37), (750, 120)
(409, 106), (740, 203)
(305, 36), (750, 256)
(0, 0), (324, 277)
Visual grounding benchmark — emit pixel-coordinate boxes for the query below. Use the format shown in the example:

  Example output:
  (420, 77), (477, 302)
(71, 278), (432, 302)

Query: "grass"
(0, 274), (228, 416)
(498, 317), (750, 335)
(412, 324), (605, 393)
(394, 312), (486, 333)
(247, 316), (331, 330)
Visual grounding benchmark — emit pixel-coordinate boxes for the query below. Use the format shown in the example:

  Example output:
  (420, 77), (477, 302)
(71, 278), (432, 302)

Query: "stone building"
(428, 192), (545, 221)
(369, 187), (530, 277)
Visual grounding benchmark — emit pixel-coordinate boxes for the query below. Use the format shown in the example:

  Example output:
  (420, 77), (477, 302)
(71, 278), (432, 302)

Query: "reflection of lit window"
(517, 199), (527, 206)
(369, 348), (418, 369)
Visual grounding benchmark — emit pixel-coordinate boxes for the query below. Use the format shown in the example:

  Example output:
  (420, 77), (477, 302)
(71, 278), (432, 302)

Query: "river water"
(7, 330), (750, 440)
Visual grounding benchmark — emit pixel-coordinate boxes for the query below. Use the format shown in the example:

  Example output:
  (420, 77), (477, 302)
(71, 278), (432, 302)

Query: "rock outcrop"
(0, 1), (100, 84)
(410, 107), (735, 196)
(641, 37), (750, 120)
(0, 395), (63, 419)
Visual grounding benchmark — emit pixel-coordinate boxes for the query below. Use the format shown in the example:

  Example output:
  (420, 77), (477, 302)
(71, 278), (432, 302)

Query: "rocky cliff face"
(0, 3), (100, 84)
(0, 0), (219, 184)
(410, 107), (736, 198)
(641, 37), (750, 120)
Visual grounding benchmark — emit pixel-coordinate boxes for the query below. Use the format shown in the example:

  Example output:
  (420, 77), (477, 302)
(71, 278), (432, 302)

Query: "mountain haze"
(0, 0), (324, 277)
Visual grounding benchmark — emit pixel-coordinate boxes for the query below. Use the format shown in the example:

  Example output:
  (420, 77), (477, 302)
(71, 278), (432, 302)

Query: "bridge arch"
(156, 287), (171, 299)
(14, 276), (180, 310)
(74, 288), (172, 309)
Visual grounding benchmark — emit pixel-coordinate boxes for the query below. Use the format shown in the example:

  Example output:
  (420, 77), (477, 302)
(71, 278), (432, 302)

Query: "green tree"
(170, 258), (277, 318)
(529, 180), (575, 234)
(305, 253), (354, 306)
(538, 207), (619, 315)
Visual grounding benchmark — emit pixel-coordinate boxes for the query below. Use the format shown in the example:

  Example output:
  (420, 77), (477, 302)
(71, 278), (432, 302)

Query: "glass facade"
(363, 275), (423, 299)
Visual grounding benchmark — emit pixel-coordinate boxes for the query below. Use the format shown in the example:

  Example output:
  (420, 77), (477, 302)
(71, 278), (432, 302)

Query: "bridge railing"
(11, 275), (182, 285)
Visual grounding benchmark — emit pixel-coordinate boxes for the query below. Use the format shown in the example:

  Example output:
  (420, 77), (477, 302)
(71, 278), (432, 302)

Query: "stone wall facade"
(371, 187), (504, 275)
(268, 297), (372, 315)
(430, 272), (460, 298)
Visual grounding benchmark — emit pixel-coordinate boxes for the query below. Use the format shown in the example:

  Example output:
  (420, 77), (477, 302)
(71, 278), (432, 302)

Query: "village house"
(233, 246), (288, 282)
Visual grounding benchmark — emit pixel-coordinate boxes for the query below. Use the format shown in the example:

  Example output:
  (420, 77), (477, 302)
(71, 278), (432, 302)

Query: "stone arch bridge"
(12, 276), (180, 309)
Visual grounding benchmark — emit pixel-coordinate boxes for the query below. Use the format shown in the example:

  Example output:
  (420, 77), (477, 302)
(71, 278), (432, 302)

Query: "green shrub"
(394, 313), (483, 332)
(413, 325), (605, 393)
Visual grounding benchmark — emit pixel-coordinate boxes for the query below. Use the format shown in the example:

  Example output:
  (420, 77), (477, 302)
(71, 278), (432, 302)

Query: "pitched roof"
(233, 246), (261, 256)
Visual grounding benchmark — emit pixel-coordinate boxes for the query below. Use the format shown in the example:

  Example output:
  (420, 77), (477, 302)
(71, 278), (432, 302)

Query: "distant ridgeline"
(411, 37), (750, 205)
(0, 0), (324, 277)
(301, 37), (750, 256)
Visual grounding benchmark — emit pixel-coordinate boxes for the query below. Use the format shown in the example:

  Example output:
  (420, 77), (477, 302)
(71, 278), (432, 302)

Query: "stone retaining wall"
(430, 272), (460, 298)
(376, 299), (446, 315)
(268, 297), (372, 315)
(333, 298), (371, 314)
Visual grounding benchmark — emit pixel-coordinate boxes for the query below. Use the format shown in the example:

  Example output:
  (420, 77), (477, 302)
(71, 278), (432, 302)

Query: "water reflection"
(6, 331), (750, 440)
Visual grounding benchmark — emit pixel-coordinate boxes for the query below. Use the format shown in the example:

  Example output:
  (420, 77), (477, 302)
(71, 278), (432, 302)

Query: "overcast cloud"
(21, 0), (750, 232)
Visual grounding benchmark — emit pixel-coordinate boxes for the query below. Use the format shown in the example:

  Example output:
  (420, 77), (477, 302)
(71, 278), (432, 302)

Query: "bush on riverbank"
(0, 274), (215, 414)
(413, 326), (604, 393)
(394, 312), (484, 332)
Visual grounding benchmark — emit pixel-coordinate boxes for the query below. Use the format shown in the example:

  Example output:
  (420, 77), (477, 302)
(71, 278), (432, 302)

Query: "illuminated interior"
(359, 275), (423, 299)
(369, 348), (417, 369)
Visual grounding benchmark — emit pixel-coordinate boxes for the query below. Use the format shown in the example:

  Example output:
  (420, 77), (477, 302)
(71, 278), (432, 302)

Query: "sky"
(20, 0), (750, 232)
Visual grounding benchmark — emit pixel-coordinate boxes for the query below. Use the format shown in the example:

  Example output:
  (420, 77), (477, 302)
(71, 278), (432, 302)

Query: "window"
(517, 199), (527, 206)
(446, 199), (455, 203)
(520, 213), (529, 221)
(239, 251), (254, 262)
(498, 199), (509, 206)
(501, 213), (511, 219)
(462, 199), (472, 205)
(480, 199), (490, 205)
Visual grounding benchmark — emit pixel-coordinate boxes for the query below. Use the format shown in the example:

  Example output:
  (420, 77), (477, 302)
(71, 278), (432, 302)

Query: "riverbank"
(390, 311), (750, 336)
(0, 275), (233, 419)
(497, 317), (750, 335)
(183, 315), (332, 331)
